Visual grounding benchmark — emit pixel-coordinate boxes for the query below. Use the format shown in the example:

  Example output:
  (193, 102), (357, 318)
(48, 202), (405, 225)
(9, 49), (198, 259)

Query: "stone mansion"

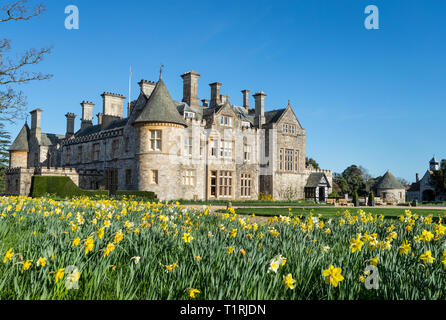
(6, 69), (332, 201)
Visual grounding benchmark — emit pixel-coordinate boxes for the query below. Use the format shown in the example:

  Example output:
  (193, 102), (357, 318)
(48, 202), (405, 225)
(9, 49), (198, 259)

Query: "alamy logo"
(65, 5), (79, 30)
(364, 5), (379, 30)
(364, 265), (379, 290)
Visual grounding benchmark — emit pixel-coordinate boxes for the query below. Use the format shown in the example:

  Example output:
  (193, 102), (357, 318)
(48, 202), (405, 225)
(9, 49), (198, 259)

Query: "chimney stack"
(65, 112), (76, 138)
(138, 79), (156, 97)
(253, 91), (266, 128)
(97, 113), (103, 125)
(209, 82), (222, 108)
(242, 90), (250, 110)
(181, 71), (200, 108)
(80, 101), (94, 130)
(30, 108), (42, 142)
(101, 92), (126, 128)
(416, 173), (419, 182)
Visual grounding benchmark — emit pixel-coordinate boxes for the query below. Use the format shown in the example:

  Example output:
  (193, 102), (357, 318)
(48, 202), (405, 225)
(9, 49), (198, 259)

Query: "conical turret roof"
(134, 79), (186, 127)
(9, 123), (30, 151)
(373, 171), (404, 189)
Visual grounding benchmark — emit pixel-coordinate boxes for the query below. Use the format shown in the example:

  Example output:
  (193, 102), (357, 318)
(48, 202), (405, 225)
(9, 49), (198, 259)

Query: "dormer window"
(184, 111), (195, 119)
(220, 116), (232, 127)
(241, 121), (250, 128)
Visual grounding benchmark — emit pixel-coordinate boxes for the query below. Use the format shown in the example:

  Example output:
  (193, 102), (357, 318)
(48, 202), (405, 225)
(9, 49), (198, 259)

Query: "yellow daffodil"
(182, 233), (193, 243)
(283, 273), (296, 290)
(37, 257), (47, 267)
(188, 288), (200, 299)
(322, 265), (344, 287)
(3, 249), (13, 263)
(55, 268), (65, 282)
(420, 250), (434, 264)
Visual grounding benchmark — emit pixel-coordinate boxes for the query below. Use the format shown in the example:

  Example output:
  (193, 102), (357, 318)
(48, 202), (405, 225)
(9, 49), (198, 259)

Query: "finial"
(25, 114), (29, 124)
(159, 64), (164, 80)
(288, 100), (291, 107)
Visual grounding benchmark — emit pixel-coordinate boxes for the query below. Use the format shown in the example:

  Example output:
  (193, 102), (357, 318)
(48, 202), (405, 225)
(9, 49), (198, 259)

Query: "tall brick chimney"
(80, 101), (94, 130)
(181, 71), (200, 108)
(209, 82), (222, 108)
(253, 92), (266, 128)
(65, 112), (76, 138)
(241, 90), (250, 110)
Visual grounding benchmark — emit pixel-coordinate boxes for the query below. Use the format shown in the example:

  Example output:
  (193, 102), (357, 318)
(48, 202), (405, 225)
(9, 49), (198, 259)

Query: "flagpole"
(128, 65), (132, 116)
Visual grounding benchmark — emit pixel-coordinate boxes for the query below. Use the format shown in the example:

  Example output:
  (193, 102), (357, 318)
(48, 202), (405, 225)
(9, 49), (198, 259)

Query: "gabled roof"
(407, 181), (420, 192)
(265, 108), (286, 124)
(134, 79), (187, 127)
(9, 123), (30, 151)
(373, 171), (404, 190)
(305, 172), (330, 188)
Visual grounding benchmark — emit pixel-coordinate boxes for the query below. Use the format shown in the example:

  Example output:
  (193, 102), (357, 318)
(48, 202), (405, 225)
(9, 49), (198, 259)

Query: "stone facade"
(6, 68), (332, 201)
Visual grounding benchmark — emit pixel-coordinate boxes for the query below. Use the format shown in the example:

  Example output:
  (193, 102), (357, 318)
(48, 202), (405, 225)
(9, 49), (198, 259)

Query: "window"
(93, 143), (100, 161)
(219, 171), (233, 197)
(282, 124), (288, 133)
(220, 116), (232, 127)
(150, 130), (161, 151)
(290, 125), (295, 134)
(200, 139), (204, 157)
(241, 173), (252, 197)
(112, 139), (119, 159)
(77, 146), (83, 163)
(184, 136), (193, 156)
(125, 137), (129, 152)
(184, 111), (195, 119)
(125, 169), (132, 185)
(294, 150), (299, 171)
(65, 147), (70, 165)
(150, 170), (158, 184)
(280, 148), (295, 172)
(242, 121), (250, 128)
(183, 170), (195, 185)
(285, 149), (294, 171)
(210, 139), (218, 157)
(220, 141), (233, 159)
(210, 171), (217, 197)
(244, 144), (251, 162)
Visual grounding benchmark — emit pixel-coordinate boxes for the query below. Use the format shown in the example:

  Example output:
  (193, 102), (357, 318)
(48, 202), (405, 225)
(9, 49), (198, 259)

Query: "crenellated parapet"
(61, 127), (124, 146)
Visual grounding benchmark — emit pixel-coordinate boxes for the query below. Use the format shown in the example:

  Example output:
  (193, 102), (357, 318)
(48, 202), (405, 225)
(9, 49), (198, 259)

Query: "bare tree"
(0, 0), (52, 123)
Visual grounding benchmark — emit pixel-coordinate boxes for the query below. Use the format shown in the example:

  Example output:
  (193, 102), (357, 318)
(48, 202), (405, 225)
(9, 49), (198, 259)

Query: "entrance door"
(105, 169), (118, 195)
(318, 187), (325, 202)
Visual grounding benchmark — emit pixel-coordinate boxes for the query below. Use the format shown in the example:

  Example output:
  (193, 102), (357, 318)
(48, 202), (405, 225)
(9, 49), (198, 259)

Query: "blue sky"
(3, 0), (446, 182)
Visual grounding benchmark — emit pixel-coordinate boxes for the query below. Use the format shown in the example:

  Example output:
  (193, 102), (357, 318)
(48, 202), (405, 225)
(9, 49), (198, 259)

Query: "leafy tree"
(0, 122), (11, 192)
(341, 165), (366, 196)
(0, 0), (52, 123)
(333, 173), (349, 195)
(305, 157), (320, 169)
(397, 177), (409, 187)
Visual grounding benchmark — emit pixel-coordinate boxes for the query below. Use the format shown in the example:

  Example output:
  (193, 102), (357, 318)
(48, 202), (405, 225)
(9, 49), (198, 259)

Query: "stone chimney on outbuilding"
(101, 92), (126, 128)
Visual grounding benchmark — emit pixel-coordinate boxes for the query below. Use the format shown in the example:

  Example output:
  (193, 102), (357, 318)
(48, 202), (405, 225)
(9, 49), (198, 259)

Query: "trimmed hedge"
(115, 190), (157, 200)
(31, 176), (109, 198)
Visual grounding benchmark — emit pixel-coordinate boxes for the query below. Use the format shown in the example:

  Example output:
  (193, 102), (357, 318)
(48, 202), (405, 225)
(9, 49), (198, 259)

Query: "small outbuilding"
(304, 172), (331, 202)
(372, 171), (405, 204)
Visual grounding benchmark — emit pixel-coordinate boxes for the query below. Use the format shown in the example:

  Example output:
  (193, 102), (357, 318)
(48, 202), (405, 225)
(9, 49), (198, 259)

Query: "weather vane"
(159, 64), (164, 80)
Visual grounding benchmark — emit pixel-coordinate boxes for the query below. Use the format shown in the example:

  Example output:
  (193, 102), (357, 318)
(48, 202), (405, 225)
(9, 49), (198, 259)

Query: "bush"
(328, 190), (338, 198)
(115, 190), (157, 200)
(352, 190), (359, 202)
(31, 176), (109, 198)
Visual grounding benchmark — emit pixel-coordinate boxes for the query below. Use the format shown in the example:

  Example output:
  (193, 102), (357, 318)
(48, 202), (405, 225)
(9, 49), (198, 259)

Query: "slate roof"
(9, 123), (30, 151)
(372, 171), (404, 190)
(265, 108), (286, 124)
(134, 79), (187, 126)
(305, 172), (330, 188)
(40, 133), (65, 146)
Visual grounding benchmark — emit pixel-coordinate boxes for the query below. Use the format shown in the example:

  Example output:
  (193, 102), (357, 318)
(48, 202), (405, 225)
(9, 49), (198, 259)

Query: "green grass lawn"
(173, 199), (328, 207)
(228, 206), (446, 218)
